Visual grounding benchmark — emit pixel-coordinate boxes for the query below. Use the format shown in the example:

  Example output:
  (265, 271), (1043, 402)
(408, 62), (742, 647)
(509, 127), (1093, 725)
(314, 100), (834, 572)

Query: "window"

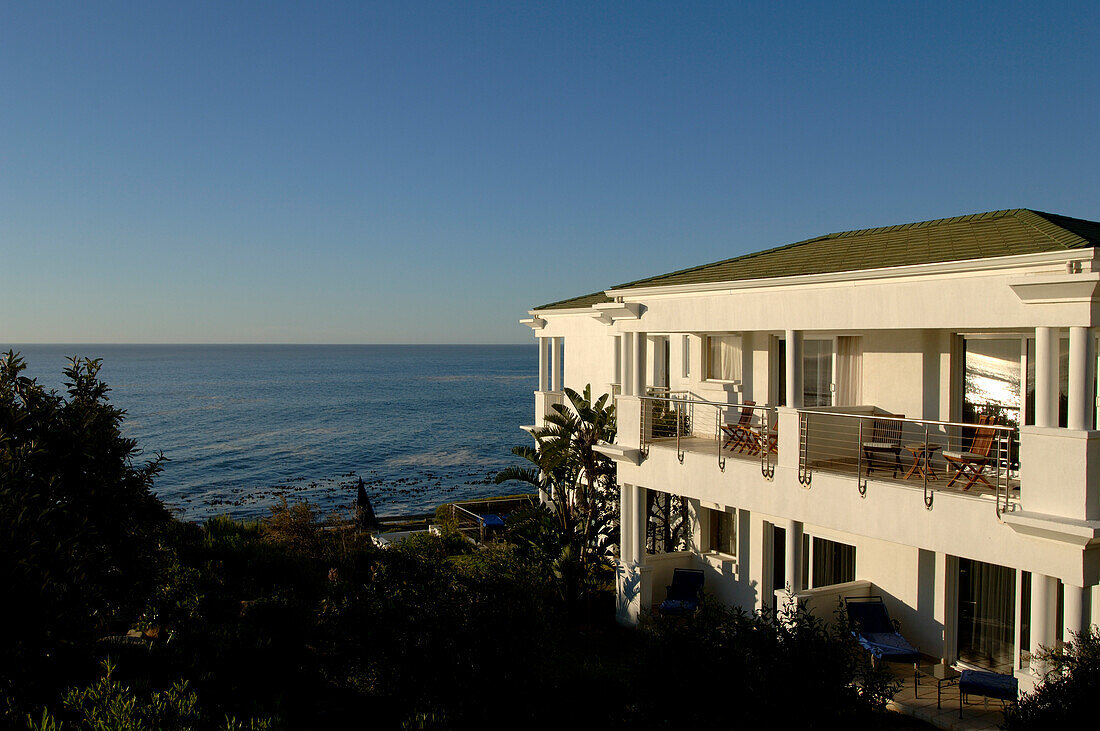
(964, 338), (1024, 427)
(803, 339), (834, 407)
(682, 335), (691, 379)
(800, 535), (855, 589)
(707, 335), (742, 381)
(708, 508), (736, 556)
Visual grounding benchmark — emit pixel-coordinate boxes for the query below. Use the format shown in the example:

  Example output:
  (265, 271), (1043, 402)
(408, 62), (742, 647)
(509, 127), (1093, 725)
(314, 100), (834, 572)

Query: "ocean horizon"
(5, 343), (537, 522)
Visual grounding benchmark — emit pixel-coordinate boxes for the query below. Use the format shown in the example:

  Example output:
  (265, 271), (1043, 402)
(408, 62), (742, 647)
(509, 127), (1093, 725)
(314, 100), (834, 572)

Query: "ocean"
(4, 344), (536, 522)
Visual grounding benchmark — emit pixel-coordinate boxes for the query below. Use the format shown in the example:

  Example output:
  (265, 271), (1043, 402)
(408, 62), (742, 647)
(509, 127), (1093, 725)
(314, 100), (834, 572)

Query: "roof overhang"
(520, 317), (546, 330)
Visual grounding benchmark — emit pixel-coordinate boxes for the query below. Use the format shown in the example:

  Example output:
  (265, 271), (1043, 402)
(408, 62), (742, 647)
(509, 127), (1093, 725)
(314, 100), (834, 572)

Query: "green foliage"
(264, 497), (327, 555)
(634, 598), (901, 727)
(495, 385), (619, 605)
(648, 398), (691, 439)
(0, 351), (170, 701)
(28, 660), (273, 731)
(1005, 627), (1100, 729)
(4, 359), (919, 729)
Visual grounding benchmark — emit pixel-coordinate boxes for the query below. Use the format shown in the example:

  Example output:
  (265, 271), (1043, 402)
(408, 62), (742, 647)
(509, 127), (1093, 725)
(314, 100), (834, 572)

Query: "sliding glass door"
(957, 558), (1016, 673)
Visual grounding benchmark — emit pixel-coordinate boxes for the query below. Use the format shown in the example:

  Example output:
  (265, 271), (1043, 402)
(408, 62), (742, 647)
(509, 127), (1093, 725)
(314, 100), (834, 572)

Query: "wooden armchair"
(943, 416), (997, 490)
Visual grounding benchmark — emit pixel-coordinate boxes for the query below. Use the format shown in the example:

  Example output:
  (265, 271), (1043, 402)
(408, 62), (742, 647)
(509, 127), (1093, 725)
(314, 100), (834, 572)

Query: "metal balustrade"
(639, 394), (777, 479)
(796, 409), (1017, 515)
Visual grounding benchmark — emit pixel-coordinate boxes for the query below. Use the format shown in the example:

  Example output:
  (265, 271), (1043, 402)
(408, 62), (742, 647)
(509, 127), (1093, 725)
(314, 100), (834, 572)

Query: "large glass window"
(964, 338), (1022, 426)
(707, 335), (742, 381)
(958, 558), (1016, 673)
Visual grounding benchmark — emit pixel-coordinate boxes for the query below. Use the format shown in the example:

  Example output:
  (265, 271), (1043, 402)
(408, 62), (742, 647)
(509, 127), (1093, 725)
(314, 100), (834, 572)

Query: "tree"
(0, 352), (169, 700)
(495, 385), (618, 603)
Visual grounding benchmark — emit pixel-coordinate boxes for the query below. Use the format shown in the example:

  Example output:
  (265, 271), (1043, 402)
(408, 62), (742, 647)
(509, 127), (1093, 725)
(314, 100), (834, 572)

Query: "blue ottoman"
(959, 669), (1018, 717)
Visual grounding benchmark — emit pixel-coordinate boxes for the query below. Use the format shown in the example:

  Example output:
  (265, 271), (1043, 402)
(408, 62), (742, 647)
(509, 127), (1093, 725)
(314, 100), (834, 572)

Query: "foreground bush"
(27, 660), (274, 731)
(0, 352), (170, 705)
(1005, 627), (1100, 729)
(4, 356), (928, 729)
(631, 599), (901, 728)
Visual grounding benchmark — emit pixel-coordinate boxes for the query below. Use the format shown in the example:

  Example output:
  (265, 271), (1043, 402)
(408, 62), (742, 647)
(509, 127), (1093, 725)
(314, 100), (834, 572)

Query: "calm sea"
(5, 345), (536, 521)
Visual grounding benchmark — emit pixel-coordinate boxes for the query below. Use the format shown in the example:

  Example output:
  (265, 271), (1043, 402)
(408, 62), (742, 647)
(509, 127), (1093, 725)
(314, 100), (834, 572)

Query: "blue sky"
(2, 1), (1098, 344)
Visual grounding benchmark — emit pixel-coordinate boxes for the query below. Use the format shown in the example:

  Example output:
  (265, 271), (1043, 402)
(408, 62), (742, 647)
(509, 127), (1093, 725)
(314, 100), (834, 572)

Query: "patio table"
(915, 663), (960, 709)
(902, 443), (941, 480)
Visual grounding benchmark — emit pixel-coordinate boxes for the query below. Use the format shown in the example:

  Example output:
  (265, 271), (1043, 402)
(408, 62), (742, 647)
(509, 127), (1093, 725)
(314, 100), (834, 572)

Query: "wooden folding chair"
(943, 416), (997, 490)
(720, 400), (757, 453)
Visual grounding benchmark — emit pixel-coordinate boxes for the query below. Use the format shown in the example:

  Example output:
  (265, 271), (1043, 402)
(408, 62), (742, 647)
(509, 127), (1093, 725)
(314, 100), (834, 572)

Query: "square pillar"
(619, 482), (633, 564)
(785, 329), (803, 408)
(537, 337), (549, 391)
(550, 337), (563, 392)
(633, 331), (647, 397)
(935, 553), (959, 665)
(620, 333), (634, 397)
(1063, 584), (1091, 645)
(784, 519), (803, 595)
(632, 485), (647, 565)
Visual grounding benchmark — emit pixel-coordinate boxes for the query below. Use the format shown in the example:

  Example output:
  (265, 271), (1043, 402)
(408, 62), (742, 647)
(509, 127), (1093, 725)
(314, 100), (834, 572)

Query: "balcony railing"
(639, 394), (777, 479)
(796, 408), (1017, 514)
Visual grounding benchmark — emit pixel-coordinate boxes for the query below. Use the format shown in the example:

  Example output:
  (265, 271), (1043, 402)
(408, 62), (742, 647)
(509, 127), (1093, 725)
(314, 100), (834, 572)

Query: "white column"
(633, 331), (647, 397)
(1063, 584), (1089, 645)
(620, 333), (634, 396)
(1031, 573), (1056, 673)
(537, 338), (549, 391)
(1035, 327), (1059, 428)
(619, 484), (633, 565)
(785, 330), (803, 408)
(550, 337), (563, 391)
(631, 485), (647, 565)
(1068, 327), (1094, 430)
(785, 520), (803, 594)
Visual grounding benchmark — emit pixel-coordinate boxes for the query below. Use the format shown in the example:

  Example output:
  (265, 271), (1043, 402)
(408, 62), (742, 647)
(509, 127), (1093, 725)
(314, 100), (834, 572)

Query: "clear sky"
(2, 2), (1098, 344)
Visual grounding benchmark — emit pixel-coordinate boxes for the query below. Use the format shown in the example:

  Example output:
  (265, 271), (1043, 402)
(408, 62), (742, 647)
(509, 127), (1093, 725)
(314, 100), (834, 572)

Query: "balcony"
(629, 395), (1019, 511)
(638, 394), (778, 478)
(797, 409), (1018, 512)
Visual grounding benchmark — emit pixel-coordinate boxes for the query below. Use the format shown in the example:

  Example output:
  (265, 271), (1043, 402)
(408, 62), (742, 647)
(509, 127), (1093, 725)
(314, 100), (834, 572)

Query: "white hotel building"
(520, 209), (1100, 689)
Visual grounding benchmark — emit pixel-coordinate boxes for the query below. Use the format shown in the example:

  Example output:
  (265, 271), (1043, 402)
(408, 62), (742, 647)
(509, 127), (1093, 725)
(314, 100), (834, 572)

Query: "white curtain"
(836, 336), (863, 406)
(707, 335), (742, 381)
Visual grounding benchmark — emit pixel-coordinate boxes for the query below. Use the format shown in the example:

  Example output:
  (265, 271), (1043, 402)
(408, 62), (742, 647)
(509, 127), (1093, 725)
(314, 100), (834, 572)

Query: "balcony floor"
(646, 438), (1019, 500)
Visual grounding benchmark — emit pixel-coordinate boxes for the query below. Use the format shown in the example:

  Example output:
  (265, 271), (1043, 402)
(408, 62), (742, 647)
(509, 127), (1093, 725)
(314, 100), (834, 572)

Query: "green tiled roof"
(532, 209), (1100, 310)
(533, 290), (614, 311)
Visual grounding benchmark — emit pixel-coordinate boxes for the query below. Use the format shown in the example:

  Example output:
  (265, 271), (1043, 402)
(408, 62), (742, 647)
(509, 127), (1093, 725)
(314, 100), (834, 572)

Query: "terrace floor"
(887, 666), (1007, 731)
(647, 438), (1019, 500)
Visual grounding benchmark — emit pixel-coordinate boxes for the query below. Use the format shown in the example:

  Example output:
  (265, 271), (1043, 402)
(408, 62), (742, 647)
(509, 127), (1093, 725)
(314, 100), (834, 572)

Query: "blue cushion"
(960, 670), (1018, 700)
(481, 514), (505, 528)
(659, 598), (700, 615)
(855, 632), (920, 663)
